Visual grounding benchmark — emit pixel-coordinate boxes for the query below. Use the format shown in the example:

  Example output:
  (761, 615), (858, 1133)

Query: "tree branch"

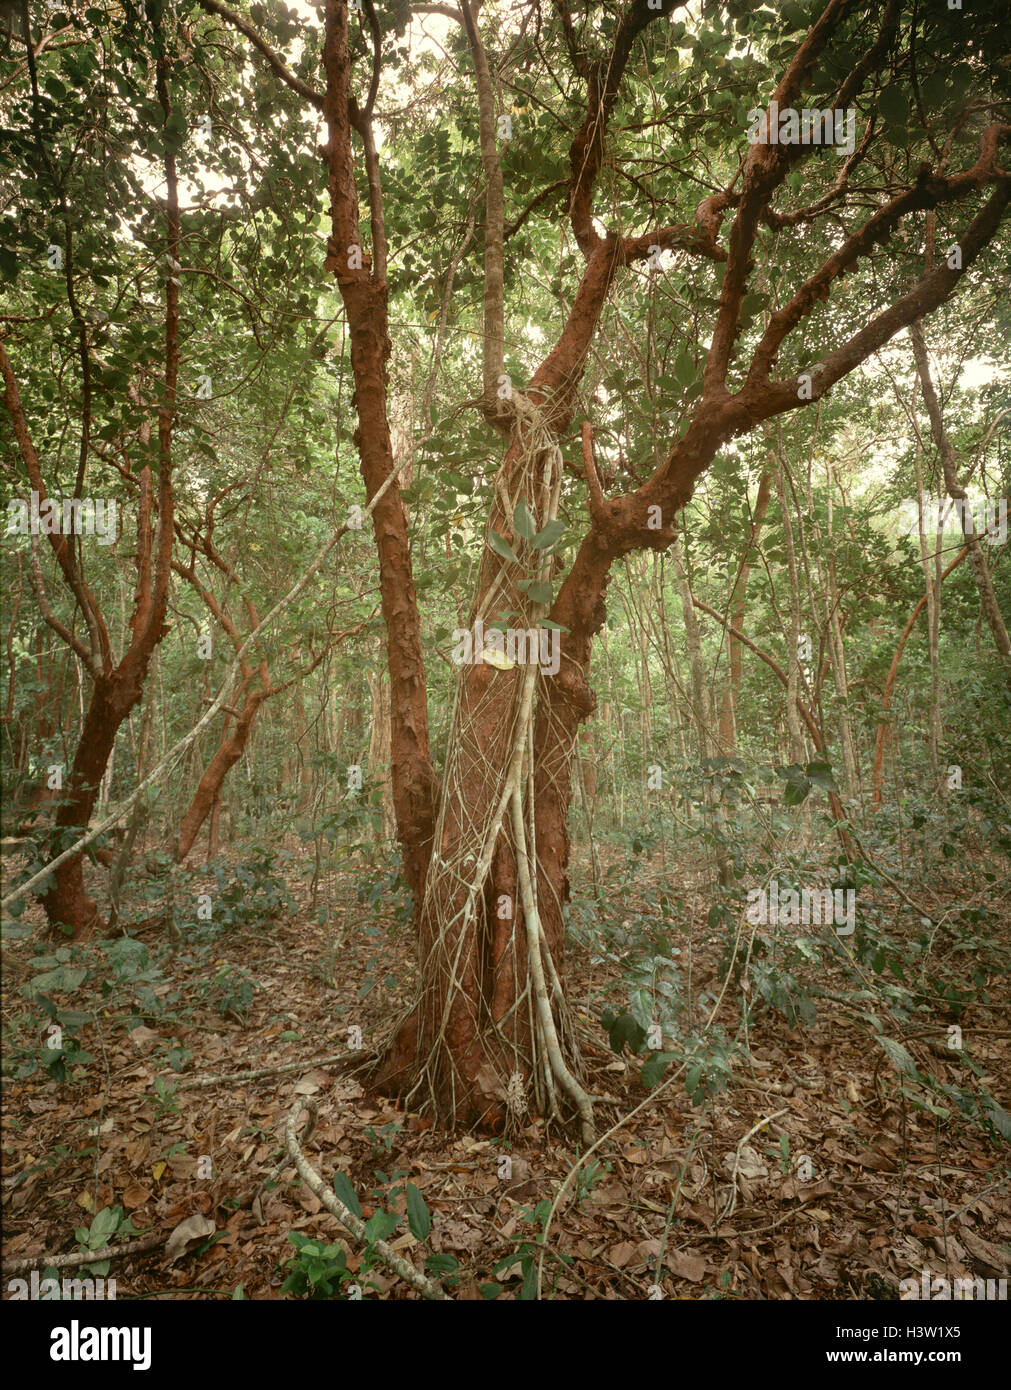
(195, 0), (324, 110)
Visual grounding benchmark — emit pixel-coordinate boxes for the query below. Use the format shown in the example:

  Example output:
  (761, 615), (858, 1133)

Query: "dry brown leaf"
(165, 1213), (216, 1265)
(666, 1249), (707, 1282)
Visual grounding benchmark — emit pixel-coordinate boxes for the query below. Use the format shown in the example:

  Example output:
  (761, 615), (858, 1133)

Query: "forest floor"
(2, 836), (1009, 1301)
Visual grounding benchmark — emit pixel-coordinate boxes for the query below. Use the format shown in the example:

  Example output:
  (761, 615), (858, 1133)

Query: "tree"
(6, 0), (1008, 1131)
(1, 10), (180, 938)
(300, 0), (1009, 1132)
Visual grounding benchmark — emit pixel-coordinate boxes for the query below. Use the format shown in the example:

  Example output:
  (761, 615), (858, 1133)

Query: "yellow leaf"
(77, 1189), (94, 1212)
(152, 1161), (167, 1181)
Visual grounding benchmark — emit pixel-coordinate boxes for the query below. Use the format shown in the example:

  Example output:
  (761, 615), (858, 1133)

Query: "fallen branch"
(283, 1098), (452, 1301)
(718, 1107), (790, 1225)
(2, 1232), (161, 1275)
(173, 1052), (354, 1091)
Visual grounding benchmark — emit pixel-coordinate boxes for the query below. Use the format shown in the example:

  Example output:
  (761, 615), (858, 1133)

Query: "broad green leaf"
(513, 499), (537, 540)
(628, 986), (653, 1031)
(333, 1171), (362, 1219)
(520, 581), (553, 605)
(530, 520), (566, 550)
(878, 1036), (916, 1077)
(878, 86), (908, 126)
(804, 761), (837, 791)
(488, 530), (521, 565)
(405, 1182), (431, 1242)
(364, 1208), (399, 1244)
(783, 779), (810, 806)
(641, 1051), (675, 1091)
(608, 1011), (647, 1056)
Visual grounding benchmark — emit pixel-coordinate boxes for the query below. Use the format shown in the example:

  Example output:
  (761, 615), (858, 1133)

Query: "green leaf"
(488, 530), (521, 565)
(24, 965), (89, 998)
(947, 65), (972, 104)
(674, 350), (697, 387)
(783, 778), (810, 806)
(519, 580), (553, 605)
(89, 1205), (121, 1242)
(607, 1011), (647, 1056)
(804, 761), (837, 792)
(405, 1183), (431, 1242)
(919, 71), (947, 111)
(628, 986), (653, 1031)
(530, 520), (566, 551)
(641, 1051), (675, 1091)
(513, 499), (537, 540)
(364, 1208), (400, 1244)
(479, 1281), (503, 1299)
(333, 1171), (362, 1219)
(877, 1036), (916, 1077)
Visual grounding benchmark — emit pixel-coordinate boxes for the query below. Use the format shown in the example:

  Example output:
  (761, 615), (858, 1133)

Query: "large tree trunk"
(374, 426), (593, 1136)
(366, 667), (395, 843)
(39, 675), (133, 936)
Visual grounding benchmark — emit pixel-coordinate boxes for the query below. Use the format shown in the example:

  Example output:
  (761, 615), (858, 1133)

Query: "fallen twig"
(2, 1232), (162, 1275)
(173, 1052), (353, 1091)
(283, 1098), (452, 1301)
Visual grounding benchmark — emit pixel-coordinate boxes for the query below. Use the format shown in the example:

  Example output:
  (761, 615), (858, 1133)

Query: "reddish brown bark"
(176, 686), (265, 863)
(322, 0), (438, 909)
